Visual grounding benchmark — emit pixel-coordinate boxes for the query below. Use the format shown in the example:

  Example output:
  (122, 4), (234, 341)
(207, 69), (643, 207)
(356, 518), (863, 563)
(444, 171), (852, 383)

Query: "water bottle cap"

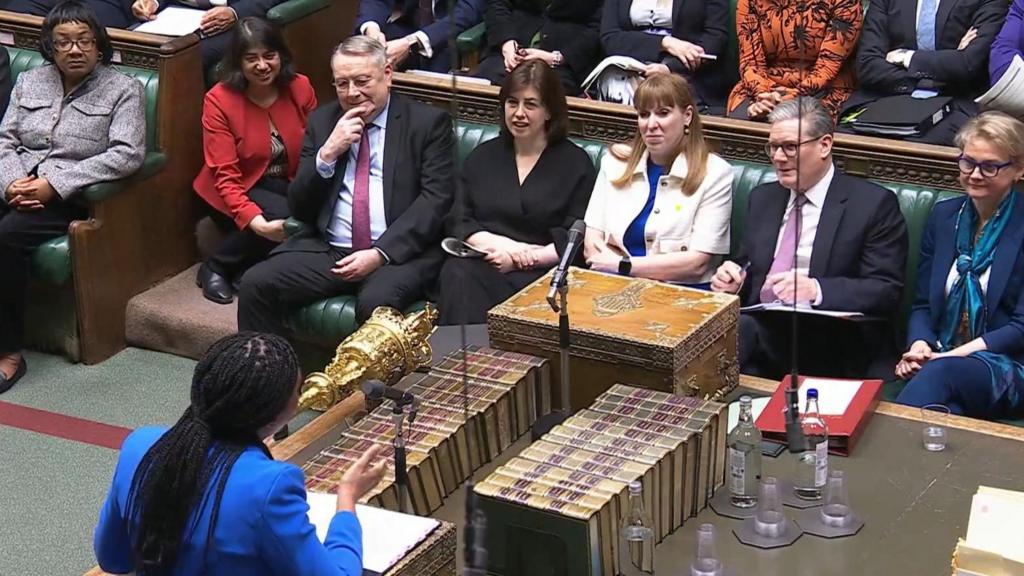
(807, 388), (819, 399)
(628, 480), (642, 494)
(739, 395), (752, 404)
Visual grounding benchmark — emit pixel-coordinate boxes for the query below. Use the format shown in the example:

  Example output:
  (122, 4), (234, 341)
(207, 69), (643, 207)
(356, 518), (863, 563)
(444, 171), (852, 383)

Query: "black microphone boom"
(547, 219), (587, 311)
(361, 380), (415, 407)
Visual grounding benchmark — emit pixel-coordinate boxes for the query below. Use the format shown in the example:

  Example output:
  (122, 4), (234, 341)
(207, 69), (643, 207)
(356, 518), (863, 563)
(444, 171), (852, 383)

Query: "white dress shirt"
(629, 0), (673, 32)
(316, 99), (390, 250)
(772, 163), (835, 305)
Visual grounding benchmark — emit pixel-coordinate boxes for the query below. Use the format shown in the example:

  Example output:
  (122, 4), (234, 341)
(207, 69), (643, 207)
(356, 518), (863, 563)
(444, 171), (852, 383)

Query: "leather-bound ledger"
(754, 375), (883, 456)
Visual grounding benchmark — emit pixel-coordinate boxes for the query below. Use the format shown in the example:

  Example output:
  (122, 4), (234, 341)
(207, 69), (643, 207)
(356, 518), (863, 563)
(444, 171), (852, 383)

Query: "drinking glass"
(921, 404), (950, 451)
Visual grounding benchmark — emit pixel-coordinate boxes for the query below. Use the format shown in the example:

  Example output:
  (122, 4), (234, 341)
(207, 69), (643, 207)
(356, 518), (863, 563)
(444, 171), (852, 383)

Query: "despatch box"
(488, 268), (739, 410)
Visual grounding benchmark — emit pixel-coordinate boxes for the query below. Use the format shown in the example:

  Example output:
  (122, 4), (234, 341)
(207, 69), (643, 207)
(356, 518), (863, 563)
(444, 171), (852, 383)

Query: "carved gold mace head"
(298, 304), (438, 412)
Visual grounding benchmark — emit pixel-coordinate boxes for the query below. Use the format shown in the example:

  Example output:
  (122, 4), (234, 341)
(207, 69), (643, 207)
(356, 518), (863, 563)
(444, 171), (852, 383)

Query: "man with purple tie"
(711, 99), (909, 379)
(237, 35), (454, 336)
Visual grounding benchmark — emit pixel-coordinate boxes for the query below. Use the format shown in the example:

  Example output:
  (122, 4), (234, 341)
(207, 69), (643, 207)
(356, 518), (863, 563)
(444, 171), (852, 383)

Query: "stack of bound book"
(302, 345), (551, 515)
(474, 384), (728, 576)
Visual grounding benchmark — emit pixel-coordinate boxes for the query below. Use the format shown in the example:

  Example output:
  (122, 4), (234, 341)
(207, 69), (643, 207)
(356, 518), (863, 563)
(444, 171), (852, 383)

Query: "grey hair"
(332, 35), (387, 69)
(768, 98), (835, 138)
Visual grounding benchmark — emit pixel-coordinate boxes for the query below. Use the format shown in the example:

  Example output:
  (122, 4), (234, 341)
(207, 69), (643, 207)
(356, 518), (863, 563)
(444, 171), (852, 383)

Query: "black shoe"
(196, 263), (235, 305)
(0, 356), (27, 395)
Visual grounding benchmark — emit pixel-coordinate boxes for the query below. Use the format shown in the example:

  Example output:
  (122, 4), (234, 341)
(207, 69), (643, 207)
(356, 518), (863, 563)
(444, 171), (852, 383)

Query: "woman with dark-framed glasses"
(0, 0), (145, 394)
(896, 111), (1024, 419)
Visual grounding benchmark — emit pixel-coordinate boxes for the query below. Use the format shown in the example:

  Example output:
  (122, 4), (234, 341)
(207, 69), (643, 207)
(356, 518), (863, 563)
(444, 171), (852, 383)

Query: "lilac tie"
(760, 195), (807, 303)
(351, 128), (372, 251)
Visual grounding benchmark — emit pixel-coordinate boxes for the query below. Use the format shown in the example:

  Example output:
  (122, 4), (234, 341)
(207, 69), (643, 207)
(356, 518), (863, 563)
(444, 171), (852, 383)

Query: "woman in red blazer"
(193, 17), (317, 304)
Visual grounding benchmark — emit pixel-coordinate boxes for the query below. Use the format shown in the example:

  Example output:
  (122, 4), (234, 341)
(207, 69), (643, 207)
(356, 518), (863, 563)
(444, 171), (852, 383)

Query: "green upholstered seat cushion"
(6, 47), (161, 285)
(267, 0), (330, 23)
(457, 22), (487, 55)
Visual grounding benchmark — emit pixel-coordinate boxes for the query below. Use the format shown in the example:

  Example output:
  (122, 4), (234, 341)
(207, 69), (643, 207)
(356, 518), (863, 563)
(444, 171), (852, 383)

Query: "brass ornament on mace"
(298, 305), (438, 411)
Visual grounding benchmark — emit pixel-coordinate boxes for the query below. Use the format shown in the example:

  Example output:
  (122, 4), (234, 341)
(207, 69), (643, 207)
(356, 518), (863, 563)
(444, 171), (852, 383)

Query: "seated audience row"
(0, 1), (146, 391)
(3, 0), (285, 68)
(350, 0), (1024, 146)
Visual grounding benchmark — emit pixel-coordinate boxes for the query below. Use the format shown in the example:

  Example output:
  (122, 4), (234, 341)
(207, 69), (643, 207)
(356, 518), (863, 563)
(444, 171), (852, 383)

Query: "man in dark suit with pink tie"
(237, 35), (454, 336)
(711, 98), (909, 379)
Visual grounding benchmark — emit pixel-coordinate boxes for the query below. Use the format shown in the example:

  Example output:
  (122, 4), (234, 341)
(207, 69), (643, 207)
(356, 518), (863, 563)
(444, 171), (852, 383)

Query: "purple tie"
(760, 195), (807, 304)
(351, 128), (372, 251)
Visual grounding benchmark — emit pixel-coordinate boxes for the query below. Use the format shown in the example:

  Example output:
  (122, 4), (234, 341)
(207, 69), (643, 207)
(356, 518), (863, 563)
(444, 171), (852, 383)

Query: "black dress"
(438, 135), (597, 325)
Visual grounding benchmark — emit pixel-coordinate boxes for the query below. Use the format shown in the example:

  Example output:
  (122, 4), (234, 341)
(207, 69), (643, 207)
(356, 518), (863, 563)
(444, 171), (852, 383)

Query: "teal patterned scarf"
(937, 191), (1022, 412)
(938, 192), (1016, 350)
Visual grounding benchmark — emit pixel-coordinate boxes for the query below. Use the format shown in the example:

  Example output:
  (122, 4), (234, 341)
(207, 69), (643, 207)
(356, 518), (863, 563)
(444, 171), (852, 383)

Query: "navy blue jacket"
(907, 192), (1024, 363)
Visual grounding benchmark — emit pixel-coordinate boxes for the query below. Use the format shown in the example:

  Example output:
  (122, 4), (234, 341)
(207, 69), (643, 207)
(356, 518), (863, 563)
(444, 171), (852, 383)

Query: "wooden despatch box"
(487, 268), (740, 410)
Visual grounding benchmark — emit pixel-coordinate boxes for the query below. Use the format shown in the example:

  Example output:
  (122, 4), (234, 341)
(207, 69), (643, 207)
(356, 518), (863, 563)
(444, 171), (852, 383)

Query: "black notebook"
(849, 95), (953, 137)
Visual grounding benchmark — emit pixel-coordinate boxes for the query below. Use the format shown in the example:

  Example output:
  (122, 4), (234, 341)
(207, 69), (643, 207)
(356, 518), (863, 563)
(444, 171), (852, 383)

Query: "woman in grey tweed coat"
(0, 0), (146, 392)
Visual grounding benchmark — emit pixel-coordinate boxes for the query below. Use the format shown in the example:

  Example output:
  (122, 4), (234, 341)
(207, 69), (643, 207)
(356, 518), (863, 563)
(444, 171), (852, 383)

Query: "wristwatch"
(618, 254), (632, 276)
(551, 50), (564, 67)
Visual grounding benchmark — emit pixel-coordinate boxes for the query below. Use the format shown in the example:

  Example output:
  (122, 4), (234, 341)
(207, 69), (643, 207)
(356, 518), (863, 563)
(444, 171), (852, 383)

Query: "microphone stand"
(389, 397), (415, 514)
(533, 274), (573, 439)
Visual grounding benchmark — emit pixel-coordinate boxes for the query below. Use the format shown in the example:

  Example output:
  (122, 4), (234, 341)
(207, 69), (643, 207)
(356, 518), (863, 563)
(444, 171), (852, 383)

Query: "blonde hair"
(611, 74), (709, 196)
(955, 111), (1024, 163)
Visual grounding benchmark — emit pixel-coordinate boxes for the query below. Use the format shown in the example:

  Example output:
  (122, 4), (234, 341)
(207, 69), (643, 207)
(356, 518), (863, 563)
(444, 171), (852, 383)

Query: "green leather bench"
(288, 120), (953, 353)
(13, 47), (166, 361)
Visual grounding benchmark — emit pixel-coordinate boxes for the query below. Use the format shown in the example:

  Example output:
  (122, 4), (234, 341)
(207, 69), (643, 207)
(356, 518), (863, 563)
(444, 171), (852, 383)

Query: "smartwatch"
(618, 254), (632, 276)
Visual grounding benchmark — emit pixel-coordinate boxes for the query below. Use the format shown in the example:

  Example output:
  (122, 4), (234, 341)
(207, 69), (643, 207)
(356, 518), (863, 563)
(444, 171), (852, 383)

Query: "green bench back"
(7, 47), (160, 153)
(454, 120), (959, 336)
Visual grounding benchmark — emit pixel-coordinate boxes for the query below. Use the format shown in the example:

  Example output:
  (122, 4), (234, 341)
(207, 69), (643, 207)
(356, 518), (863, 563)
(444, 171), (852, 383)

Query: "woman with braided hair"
(93, 332), (385, 575)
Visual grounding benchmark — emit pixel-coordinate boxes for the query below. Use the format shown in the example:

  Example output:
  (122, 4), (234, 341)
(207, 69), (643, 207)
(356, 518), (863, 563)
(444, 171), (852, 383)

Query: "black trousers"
(0, 199), (86, 352)
(436, 256), (545, 325)
(237, 243), (439, 336)
(476, 54), (583, 96)
(739, 312), (897, 380)
(203, 177), (290, 282)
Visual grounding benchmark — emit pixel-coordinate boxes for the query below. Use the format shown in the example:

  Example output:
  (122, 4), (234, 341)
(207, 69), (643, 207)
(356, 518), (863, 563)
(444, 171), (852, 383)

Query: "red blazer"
(193, 74), (317, 229)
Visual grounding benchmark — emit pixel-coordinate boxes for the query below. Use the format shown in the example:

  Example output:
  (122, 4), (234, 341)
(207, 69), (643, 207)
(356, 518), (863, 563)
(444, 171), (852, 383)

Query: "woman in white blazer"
(583, 74), (733, 286)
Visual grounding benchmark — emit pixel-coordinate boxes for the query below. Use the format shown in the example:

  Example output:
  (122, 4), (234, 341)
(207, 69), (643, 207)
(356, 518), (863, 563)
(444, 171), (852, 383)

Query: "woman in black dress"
(438, 60), (597, 325)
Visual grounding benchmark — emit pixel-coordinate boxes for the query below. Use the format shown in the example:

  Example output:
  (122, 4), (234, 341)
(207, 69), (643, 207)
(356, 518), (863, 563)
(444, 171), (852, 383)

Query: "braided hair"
(124, 332), (300, 575)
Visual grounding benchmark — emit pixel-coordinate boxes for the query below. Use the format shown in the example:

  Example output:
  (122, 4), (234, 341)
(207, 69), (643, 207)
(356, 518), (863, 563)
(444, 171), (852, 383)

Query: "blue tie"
(917, 0), (939, 51)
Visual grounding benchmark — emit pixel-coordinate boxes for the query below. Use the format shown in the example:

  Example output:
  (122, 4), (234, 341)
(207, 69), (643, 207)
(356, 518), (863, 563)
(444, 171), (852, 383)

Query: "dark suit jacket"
(485, 0), (603, 78)
(284, 93), (454, 266)
(735, 170), (909, 316)
(856, 0), (1008, 98)
(907, 192), (1024, 363)
(355, 0), (485, 51)
(5, 0), (133, 27)
(599, 0), (732, 102)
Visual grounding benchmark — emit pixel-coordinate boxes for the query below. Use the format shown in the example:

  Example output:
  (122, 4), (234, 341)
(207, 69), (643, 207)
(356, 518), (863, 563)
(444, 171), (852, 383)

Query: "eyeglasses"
(764, 136), (823, 158)
(957, 155), (1014, 178)
(331, 76), (376, 92)
(53, 37), (96, 52)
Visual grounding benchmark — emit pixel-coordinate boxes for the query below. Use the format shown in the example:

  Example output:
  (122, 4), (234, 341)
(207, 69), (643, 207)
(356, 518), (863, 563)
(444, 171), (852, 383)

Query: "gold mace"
(298, 304), (438, 411)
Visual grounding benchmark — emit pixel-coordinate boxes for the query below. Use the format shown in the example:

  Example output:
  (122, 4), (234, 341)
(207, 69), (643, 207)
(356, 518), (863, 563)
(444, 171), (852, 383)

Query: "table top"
(278, 326), (1024, 576)
(423, 389), (1024, 576)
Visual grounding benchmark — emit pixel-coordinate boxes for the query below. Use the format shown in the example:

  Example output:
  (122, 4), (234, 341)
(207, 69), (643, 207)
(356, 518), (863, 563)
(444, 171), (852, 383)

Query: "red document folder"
(754, 375), (883, 456)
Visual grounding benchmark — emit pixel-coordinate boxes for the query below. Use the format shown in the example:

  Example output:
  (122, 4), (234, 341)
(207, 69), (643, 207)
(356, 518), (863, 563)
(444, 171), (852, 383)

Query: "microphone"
(362, 380), (415, 407)
(547, 219), (587, 310)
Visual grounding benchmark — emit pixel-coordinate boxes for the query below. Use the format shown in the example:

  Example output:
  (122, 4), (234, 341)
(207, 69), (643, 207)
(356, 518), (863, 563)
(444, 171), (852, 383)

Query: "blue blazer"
(94, 427), (363, 576)
(907, 191), (1024, 363)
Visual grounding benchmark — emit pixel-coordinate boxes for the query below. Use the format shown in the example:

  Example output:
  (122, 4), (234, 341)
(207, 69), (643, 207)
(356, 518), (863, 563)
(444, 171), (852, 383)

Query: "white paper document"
(307, 491), (440, 573)
(740, 302), (864, 319)
(133, 6), (205, 37)
(798, 378), (861, 415)
(977, 54), (1024, 119)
